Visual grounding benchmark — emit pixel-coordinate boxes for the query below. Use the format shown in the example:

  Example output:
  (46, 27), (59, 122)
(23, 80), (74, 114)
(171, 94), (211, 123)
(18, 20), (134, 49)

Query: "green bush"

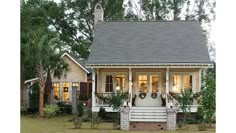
(98, 107), (107, 119)
(43, 104), (60, 118)
(77, 102), (84, 117)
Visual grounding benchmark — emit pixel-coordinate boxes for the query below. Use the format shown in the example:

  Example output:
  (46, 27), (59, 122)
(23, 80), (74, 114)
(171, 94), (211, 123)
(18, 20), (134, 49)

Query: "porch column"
(92, 69), (96, 108)
(166, 67), (169, 107)
(128, 68), (132, 107)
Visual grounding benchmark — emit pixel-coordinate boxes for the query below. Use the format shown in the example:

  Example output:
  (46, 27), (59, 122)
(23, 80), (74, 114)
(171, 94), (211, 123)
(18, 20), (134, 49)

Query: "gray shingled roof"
(87, 21), (211, 65)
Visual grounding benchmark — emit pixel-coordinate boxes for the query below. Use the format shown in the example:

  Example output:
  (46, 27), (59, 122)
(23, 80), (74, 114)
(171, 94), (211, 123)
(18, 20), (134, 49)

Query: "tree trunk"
(20, 63), (24, 106)
(37, 62), (45, 117)
(45, 71), (53, 105)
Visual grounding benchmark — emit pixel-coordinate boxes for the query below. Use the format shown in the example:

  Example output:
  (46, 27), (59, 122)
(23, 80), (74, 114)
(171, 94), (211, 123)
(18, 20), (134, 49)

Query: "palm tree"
(23, 28), (61, 117)
(45, 54), (69, 104)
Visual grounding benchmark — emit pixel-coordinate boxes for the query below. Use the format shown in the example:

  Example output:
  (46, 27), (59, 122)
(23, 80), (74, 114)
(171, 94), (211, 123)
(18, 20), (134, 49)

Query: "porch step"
(130, 106), (167, 122)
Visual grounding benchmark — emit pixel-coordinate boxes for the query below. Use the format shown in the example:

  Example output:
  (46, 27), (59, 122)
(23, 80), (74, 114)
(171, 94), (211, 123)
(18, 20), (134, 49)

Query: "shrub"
(198, 122), (207, 131)
(77, 102), (84, 117)
(91, 116), (100, 129)
(57, 102), (72, 114)
(98, 107), (107, 119)
(198, 69), (216, 126)
(73, 117), (82, 128)
(43, 104), (60, 118)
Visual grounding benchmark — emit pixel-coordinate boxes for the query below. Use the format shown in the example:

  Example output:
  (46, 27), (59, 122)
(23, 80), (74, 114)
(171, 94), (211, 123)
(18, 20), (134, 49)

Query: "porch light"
(116, 85), (120, 91)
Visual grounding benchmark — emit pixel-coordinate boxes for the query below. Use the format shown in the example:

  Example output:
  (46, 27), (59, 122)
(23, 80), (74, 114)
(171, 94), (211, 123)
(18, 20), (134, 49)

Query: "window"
(62, 82), (70, 101)
(115, 75), (125, 92)
(103, 73), (127, 93)
(150, 75), (159, 93)
(53, 83), (60, 101)
(105, 75), (113, 92)
(171, 74), (193, 93)
(138, 75), (147, 93)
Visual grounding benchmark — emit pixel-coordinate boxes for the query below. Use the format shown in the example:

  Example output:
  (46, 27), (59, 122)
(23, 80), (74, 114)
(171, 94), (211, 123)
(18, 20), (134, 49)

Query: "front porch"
(90, 67), (206, 112)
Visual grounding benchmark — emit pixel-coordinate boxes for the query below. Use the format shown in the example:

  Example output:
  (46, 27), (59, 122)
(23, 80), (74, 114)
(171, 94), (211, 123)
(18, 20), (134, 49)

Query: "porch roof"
(87, 21), (211, 66)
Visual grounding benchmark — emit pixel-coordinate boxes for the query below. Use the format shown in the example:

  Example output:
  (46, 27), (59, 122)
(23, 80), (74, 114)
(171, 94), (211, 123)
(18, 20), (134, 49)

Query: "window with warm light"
(53, 83), (60, 101)
(62, 82), (70, 101)
(138, 75), (147, 93)
(115, 75), (125, 92)
(171, 74), (193, 93)
(150, 75), (159, 93)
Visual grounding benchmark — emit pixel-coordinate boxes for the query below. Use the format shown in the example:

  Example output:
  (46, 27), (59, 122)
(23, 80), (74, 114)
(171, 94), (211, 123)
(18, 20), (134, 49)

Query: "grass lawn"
(21, 115), (215, 133)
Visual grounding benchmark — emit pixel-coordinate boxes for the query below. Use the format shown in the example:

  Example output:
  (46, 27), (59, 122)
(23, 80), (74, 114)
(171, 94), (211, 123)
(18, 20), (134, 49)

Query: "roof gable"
(87, 21), (211, 65)
(61, 53), (90, 73)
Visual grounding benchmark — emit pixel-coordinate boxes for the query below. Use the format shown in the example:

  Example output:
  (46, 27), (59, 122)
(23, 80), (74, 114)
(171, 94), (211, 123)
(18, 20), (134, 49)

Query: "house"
(85, 3), (212, 130)
(24, 52), (92, 113)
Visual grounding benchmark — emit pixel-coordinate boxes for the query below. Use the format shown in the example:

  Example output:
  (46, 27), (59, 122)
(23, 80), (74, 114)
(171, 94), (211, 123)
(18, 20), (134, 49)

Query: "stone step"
(131, 106), (166, 110)
(130, 110), (166, 113)
(129, 118), (167, 122)
(130, 115), (167, 119)
(130, 112), (167, 116)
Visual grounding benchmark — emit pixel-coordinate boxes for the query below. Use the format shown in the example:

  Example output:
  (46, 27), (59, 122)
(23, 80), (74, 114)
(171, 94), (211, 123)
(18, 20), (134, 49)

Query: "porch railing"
(95, 92), (129, 106)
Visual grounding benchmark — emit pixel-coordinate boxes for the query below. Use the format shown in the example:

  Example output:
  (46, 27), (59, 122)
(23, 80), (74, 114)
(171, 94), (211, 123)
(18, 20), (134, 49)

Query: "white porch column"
(92, 69), (96, 108)
(128, 68), (132, 107)
(166, 67), (169, 107)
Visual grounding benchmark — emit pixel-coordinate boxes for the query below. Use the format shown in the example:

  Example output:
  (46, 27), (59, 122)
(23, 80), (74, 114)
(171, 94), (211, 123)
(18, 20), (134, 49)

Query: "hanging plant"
(151, 92), (158, 99)
(139, 92), (146, 99)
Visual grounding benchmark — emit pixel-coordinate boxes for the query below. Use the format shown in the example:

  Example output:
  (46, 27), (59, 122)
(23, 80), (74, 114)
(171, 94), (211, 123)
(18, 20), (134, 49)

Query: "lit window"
(138, 75), (147, 93)
(115, 75), (125, 92)
(62, 82), (70, 101)
(53, 83), (60, 101)
(150, 75), (158, 93)
(171, 74), (193, 93)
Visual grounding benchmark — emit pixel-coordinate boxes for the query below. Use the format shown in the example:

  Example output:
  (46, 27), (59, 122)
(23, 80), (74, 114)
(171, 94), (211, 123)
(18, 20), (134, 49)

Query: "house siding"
(52, 55), (87, 82)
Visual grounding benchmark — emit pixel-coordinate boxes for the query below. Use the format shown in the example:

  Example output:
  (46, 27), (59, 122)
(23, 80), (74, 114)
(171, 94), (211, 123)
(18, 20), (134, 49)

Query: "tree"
(44, 54), (69, 104)
(23, 28), (61, 117)
(198, 68), (216, 126)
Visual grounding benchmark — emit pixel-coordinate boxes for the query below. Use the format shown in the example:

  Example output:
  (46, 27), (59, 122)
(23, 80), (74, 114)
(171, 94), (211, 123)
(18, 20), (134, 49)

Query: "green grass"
(21, 115), (215, 133)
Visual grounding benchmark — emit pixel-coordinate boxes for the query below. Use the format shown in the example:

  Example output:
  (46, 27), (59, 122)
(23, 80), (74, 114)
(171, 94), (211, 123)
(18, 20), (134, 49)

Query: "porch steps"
(130, 107), (167, 122)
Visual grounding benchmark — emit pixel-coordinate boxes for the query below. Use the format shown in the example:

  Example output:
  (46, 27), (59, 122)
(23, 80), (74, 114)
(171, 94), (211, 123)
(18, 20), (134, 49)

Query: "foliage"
(79, 95), (89, 101)
(77, 102), (84, 117)
(198, 69), (216, 126)
(177, 89), (193, 123)
(73, 117), (82, 129)
(91, 116), (100, 129)
(57, 102), (72, 114)
(138, 92), (147, 99)
(43, 104), (60, 118)
(109, 92), (128, 110)
(29, 82), (39, 113)
(95, 93), (112, 104)
(98, 107), (107, 119)
(198, 122), (208, 131)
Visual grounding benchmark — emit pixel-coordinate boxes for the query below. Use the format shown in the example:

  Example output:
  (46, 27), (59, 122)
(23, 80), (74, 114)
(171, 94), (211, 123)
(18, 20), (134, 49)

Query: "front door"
(135, 74), (162, 106)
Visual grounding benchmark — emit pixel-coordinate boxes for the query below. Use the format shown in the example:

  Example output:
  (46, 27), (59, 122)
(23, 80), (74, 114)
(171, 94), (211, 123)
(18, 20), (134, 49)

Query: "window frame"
(53, 82), (60, 101)
(102, 72), (128, 93)
(136, 72), (162, 94)
(169, 72), (195, 94)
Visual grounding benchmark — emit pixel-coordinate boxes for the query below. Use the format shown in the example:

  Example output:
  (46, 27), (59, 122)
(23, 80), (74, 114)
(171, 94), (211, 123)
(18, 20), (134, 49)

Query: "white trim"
(61, 52), (90, 74)
(92, 69), (96, 107)
(87, 65), (212, 69)
(128, 68), (132, 107)
(199, 69), (202, 93)
(24, 78), (38, 84)
(101, 72), (128, 93)
(86, 63), (213, 68)
(169, 72), (195, 93)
